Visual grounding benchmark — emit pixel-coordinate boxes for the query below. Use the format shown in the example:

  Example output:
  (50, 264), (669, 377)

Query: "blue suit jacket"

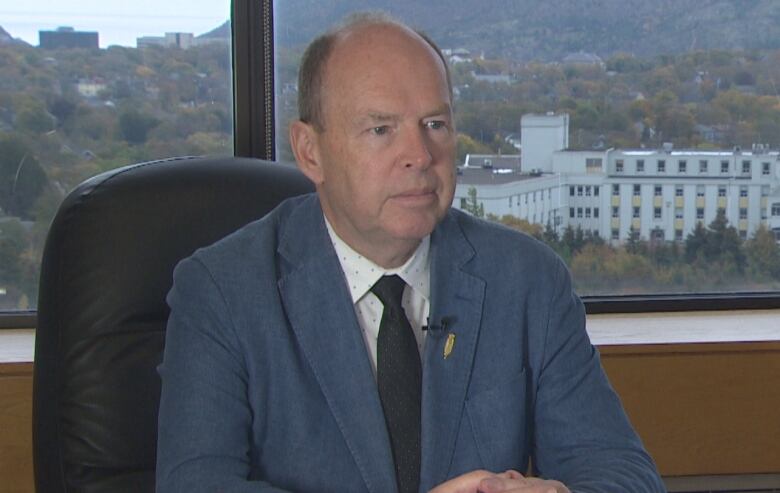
(157, 194), (664, 492)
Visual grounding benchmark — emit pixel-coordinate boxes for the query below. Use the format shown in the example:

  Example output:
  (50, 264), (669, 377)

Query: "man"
(156, 13), (665, 493)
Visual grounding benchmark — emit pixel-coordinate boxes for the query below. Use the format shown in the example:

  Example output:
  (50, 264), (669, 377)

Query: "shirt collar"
(324, 216), (431, 305)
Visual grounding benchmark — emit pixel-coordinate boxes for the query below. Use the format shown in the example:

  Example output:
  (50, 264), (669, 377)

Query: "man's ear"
(290, 120), (325, 185)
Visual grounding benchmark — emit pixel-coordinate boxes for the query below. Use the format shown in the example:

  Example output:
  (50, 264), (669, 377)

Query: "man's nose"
(400, 127), (433, 169)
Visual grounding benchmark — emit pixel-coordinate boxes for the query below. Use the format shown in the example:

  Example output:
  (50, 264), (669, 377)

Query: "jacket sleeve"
(532, 258), (666, 493)
(156, 256), (291, 493)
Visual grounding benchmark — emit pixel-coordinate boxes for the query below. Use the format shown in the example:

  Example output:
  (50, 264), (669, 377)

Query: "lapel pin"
(443, 333), (456, 359)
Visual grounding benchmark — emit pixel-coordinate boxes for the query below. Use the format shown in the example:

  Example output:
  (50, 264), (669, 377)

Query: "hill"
(275, 0), (780, 61)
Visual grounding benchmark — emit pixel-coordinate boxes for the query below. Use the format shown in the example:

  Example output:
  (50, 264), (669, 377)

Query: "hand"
(477, 470), (571, 493)
(429, 469), (570, 493)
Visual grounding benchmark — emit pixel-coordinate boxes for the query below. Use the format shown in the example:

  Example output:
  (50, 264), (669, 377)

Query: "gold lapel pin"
(443, 333), (456, 359)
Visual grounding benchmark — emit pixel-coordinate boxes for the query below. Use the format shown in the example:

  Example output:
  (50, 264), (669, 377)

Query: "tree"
(745, 224), (780, 280)
(0, 134), (49, 219)
(462, 187), (484, 218)
(119, 109), (160, 145)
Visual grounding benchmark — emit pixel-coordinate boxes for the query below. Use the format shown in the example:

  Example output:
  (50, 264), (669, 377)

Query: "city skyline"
(2, 0), (228, 48)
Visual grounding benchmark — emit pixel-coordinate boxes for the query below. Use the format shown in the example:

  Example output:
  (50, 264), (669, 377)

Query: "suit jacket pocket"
(464, 370), (528, 471)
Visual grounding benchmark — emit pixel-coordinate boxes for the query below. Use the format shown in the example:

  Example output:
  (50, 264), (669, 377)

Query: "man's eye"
(371, 126), (389, 136)
(426, 120), (446, 130)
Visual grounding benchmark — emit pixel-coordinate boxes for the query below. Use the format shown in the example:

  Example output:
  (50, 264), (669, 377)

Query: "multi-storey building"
(454, 113), (780, 243)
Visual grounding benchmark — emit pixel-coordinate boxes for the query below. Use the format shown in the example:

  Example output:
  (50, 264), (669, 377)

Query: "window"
(611, 229), (619, 240)
(585, 208), (592, 218)
(2, 2), (234, 312)
(675, 229), (683, 241)
(633, 206), (641, 218)
(570, 186), (575, 196)
(657, 160), (666, 173)
(577, 186), (583, 196)
(678, 160), (687, 173)
(594, 207), (599, 218)
(675, 208), (683, 219)
(763, 162), (771, 176)
(508, 196), (513, 207)
(654, 207), (662, 219)
(740, 186), (748, 198)
(651, 228), (665, 241)
(585, 186), (591, 196)
(762, 185), (770, 197)
(675, 185), (684, 197)
(612, 184), (620, 196)
(594, 186), (599, 197)
(718, 186), (727, 197)
(740, 208), (748, 220)
(616, 159), (624, 172)
(697, 185), (705, 197)
(697, 208), (705, 219)
(636, 159), (644, 172)
(742, 160), (751, 174)
(533, 191), (537, 202)
(721, 160), (730, 173)
(570, 207), (575, 218)
(773, 203), (780, 217)
(577, 207), (583, 218)
(612, 207), (619, 218)
(633, 184), (641, 196)
(654, 185), (662, 196)
(699, 160), (708, 173)
(762, 208), (768, 220)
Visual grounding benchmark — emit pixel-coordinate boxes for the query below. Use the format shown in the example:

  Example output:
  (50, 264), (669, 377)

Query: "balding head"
(297, 12), (452, 132)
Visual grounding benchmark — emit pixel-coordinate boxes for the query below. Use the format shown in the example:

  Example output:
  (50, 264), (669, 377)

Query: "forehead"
(320, 24), (449, 114)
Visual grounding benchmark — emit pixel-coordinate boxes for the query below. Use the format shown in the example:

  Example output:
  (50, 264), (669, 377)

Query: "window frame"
(4, 0), (780, 329)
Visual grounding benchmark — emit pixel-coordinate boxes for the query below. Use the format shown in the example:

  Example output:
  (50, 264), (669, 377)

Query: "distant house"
(562, 51), (604, 68)
(76, 78), (107, 98)
(137, 32), (195, 49)
(471, 72), (513, 84)
(39, 27), (98, 50)
(442, 48), (473, 64)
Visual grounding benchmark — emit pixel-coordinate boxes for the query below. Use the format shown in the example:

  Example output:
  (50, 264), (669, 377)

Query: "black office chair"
(33, 156), (314, 492)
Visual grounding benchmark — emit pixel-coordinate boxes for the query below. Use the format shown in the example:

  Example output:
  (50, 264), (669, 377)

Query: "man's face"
(296, 25), (456, 266)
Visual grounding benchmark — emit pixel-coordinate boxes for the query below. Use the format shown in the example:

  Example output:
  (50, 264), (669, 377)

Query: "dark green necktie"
(371, 275), (421, 493)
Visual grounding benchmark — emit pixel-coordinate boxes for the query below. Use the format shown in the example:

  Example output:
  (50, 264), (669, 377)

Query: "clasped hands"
(429, 469), (570, 493)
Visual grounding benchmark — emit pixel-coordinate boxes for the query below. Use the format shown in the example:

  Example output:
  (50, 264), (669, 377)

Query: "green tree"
(119, 109), (160, 144)
(0, 134), (49, 219)
(745, 224), (780, 280)
(462, 187), (484, 218)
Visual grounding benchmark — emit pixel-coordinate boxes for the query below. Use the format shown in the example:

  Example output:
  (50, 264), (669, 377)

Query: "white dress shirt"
(324, 217), (430, 375)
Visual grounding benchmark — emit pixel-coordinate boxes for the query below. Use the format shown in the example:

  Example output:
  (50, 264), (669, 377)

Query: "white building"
(454, 114), (780, 243)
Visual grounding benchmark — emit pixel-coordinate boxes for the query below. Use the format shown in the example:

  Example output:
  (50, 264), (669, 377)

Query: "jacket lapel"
(276, 196), (397, 493)
(420, 212), (486, 491)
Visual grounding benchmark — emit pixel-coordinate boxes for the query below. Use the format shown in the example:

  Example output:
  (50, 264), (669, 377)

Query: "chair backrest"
(33, 156), (314, 492)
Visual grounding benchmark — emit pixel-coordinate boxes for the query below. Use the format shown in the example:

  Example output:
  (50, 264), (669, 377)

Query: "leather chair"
(33, 156), (314, 492)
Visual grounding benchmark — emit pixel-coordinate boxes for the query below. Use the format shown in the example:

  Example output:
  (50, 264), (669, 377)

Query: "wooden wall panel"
(0, 362), (34, 493)
(600, 342), (780, 477)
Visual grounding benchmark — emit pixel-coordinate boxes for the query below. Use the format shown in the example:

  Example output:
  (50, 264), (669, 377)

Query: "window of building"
(740, 230), (748, 240)
(762, 208), (768, 220)
(675, 229), (683, 241)
(740, 186), (748, 198)
(773, 203), (780, 216)
(611, 229), (619, 240)
(577, 207), (583, 218)
(633, 184), (641, 196)
(718, 186), (727, 197)
(569, 186), (575, 196)
(612, 207), (619, 218)
(612, 184), (620, 196)
(508, 196), (513, 207)
(594, 186), (600, 197)
(763, 162), (771, 176)
(678, 160), (687, 173)
(594, 207), (599, 218)
(654, 185), (662, 196)
(675, 185), (684, 197)
(657, 160), (666, 173)
(762, 185), (770, 197)
(654, 207), (662, 219)
(699, 160), (708, 173)
(697, 185), (705, 197)
(533, 191), (537, 202)
(616, 159), (624, 172)
(585, 186), (592, 196)
(570, 207), (575, 218)
(697, 207), (705, 219)
(636, 159), (644, 172)
(740, 208), (748, 220)
(742, 160), (751, 174)
(651, 228), (665, 241)
(577, 186), (583, 196)
(585, 208), (591, 218)
(721, 160), (730, 173)
(548, 188), (552, 199)
(633, 206), (640, 218)
(460, 198), (468, 209)
(675, 208), (683, 219)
